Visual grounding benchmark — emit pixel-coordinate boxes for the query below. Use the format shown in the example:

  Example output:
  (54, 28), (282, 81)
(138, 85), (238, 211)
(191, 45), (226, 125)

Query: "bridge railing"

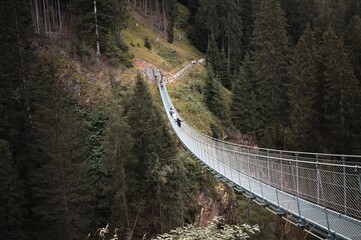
(180, 123), (361, 221)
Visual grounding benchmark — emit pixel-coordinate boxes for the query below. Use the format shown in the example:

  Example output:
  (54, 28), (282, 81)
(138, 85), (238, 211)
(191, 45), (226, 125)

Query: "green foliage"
(167, 0), (177, 43)
(321, 25), (361, 153)
(103, 32), (133, 66)
(186, 0), (208, 52)
(30, 69), (92, 240)
(144, 36), (152, 49)
(287, 25), (320, 152)
(153, 217), (260, 240)
(345, 15), (361, 82)
(69, 0), (131, 65)
(0, 140), (27, 240)
(204, 67), (225, 120)
(251, 0), (291, 148)
(126, 74), (182, 234)
(157, 45), (181, 64)
(280, 0), (319, 43)
(231, 54), (260, 138)
(101, 96), (135, 234)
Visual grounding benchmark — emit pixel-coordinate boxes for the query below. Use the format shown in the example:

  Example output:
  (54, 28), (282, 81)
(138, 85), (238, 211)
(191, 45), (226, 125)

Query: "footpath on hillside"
(134, 58), (205, 83)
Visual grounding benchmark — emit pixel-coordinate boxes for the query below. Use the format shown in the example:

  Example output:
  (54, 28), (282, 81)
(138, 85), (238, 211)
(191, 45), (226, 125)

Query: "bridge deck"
(158, 81), (361, 240)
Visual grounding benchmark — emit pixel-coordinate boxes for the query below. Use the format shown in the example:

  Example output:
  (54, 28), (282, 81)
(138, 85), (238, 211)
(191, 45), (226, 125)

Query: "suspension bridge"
(156, 72), (361, 240)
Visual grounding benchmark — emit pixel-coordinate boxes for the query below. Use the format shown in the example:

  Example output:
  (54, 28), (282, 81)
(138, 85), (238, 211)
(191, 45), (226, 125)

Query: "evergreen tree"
(187, 0), (208, 52)
(287, 25), (319, 151)
(251, 0), (291, 148)
(231, 54), (259, 137)
(206, 38), (221, 71)
(69, 0), (130, 64)
(280, 0), (319, 43)
(31, 68), (92, 240)
(224, 0), (244, 87)
(345, 15), (361, 83)
(101, 96), (135, 236)
(0, 140), (27, 240)
(126, 74), (182, 234)
(166, 0), (177, 43)
(321, 25), (361, 153)
(204, 67), (224, 120)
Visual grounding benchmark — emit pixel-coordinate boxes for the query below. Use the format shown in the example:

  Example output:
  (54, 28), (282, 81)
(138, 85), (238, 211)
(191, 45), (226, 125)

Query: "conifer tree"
(0, 140), (27, 240)
(280, 0), (319, 43)
(204, 67), (224, 120)
(31, 68), (92, 240)
(287, 25), (319, 151)
(101, 96), (135, 235)
(166, 0), (177, 43)
(321, 25), (361, 153)
(206, 38), (221, 72)
(224, 0), (244, 86)
(187, 0), (208, 52)
(251, 0), (291, 148)
(345, 15), (361, 83)
(231, 54), (259, 137)
(126, 74), (182, 233)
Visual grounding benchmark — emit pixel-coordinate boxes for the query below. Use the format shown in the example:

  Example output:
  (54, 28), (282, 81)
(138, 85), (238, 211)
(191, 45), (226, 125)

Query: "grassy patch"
(122, 13), (203, 72)
(167, 64), (219, 135)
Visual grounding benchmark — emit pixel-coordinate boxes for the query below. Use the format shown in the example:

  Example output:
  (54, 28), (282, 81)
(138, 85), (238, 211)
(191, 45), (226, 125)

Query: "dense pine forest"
(1, 0), (361, 240)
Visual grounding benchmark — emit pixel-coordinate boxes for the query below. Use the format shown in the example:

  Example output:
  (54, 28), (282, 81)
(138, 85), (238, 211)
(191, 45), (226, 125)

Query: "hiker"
(176, 117), (183, 127)
(159, 79), (163, 89)
(169, 107), (174, 116)
(172, 113), (178, 122)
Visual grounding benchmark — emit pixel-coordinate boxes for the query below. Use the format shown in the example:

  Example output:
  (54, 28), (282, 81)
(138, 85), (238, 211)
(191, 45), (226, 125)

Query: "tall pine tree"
(31, 66), (92, 240)
(251, 0), (291, 148)
(126, 74), (182, 234)
(231, 54), (260, 137)
(0, 140), (27, 240)
(345, 15), (361, 83)
(287, 25), (319, 151)
(101, 96), (135, 236)
(204, 67), (226, 121)
(321, 24), (361, 153)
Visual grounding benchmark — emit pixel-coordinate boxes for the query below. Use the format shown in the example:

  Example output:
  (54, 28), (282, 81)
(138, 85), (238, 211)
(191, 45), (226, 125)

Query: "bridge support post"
(316, 156), (332, 238)
(247, 148), (252, 192)
(293, 154), (305, 227)
(267, 150), (270, 184)
(342, 155), (347, 215)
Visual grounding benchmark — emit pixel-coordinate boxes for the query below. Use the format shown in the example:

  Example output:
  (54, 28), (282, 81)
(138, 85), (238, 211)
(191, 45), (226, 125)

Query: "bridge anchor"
(276, 208), (286, 216)
(296, 220), (306, 229)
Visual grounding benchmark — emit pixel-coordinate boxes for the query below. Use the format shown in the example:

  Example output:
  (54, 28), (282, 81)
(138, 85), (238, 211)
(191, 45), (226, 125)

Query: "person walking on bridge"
(176, 117), (183, 127)
(169, 107), (174, 116)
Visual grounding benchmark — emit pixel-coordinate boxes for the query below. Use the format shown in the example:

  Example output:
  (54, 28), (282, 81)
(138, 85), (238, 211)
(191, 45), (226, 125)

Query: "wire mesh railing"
(159, 80), (361, 239)
(182, 123), (361, 220)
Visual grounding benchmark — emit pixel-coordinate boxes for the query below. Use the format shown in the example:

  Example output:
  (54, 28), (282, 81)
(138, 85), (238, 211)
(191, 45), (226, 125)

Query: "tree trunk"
(94, 0), (100, 61)
(51, 0), (55, 32)
(144, 0), (147, 17)
(162, 0), (166, 38)
(15, 9), (32, 126)
(127, 207), (141, 240)
(155, 0), (160, 21)
(227, 38), (231, 75)
(57, 0), (62, 31)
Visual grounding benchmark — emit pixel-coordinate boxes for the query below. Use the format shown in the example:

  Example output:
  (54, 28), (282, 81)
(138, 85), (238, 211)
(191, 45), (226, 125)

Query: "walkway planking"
(158, 76), (361, 240)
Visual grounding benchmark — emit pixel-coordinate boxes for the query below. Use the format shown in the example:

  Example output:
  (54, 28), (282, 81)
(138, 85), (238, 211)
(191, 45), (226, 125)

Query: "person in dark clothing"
(176, 117), (183, 127)
(169, 107), (174, 116)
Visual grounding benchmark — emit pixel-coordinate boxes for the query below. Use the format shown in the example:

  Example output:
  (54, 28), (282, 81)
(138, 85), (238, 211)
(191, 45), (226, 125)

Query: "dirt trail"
(134, 58), (204, 82)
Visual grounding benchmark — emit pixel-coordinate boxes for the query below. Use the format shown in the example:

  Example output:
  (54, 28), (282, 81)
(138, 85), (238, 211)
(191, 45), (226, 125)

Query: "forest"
(1, 0), (361, 240)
